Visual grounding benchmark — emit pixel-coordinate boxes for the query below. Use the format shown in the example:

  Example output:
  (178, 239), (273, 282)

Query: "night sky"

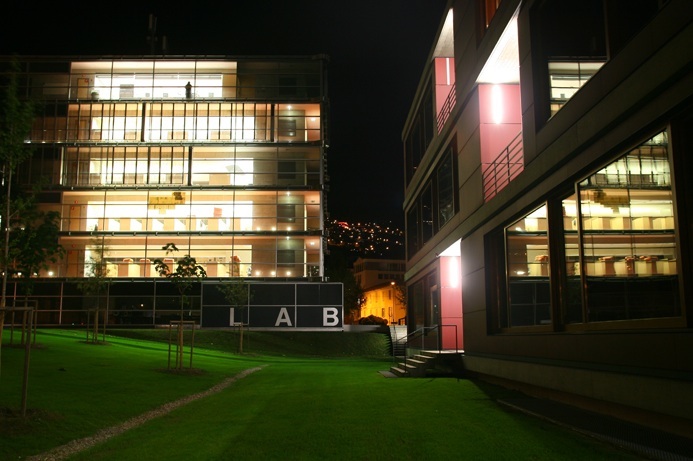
(1, 0), (447, 225)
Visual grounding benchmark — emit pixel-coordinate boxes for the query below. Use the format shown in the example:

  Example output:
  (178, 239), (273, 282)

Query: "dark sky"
(1, 0), (447, 225)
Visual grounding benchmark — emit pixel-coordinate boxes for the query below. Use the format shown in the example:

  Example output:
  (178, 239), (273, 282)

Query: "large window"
(503, 205), (551, 328)
(404, 83), (434, 185)
(493, 131), (681, 330)
(577, 132), (678, 321)
(406, 147), (457, 259)
(36, 102), (320, 144)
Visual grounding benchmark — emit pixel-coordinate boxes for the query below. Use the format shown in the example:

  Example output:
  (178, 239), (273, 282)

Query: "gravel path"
(27, 366), (264, 461)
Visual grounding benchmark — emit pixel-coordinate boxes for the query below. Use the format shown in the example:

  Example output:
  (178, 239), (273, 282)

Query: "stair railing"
(393, 324), (459, 374)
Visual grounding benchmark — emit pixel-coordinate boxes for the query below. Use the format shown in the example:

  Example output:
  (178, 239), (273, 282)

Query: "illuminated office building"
(2, 55), (330, 325)
(403, 0), (692, 430)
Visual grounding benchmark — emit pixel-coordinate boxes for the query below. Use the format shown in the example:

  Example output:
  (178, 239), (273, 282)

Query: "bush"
(357, 315), (388, 326)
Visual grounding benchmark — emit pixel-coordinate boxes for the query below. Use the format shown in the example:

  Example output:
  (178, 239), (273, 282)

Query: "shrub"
(357, 315), (388, 326)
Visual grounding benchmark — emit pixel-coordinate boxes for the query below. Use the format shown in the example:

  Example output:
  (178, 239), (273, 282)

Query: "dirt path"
(27, 366), (264, 461)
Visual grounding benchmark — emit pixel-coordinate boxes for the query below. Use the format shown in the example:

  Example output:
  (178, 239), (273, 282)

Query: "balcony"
(482, 131), (523, 201)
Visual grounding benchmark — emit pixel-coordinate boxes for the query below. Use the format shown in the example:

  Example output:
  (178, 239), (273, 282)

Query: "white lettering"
(323, 307), (339, 327)
(275, 307), (293, 327)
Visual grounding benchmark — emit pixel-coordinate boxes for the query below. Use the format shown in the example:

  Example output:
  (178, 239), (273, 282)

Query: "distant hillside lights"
(327, 220), (404, 258)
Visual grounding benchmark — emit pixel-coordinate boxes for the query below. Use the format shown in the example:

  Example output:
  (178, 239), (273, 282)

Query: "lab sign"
(200, 282), (343, 329)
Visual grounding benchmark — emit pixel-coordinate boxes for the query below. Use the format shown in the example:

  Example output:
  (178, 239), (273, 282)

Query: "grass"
(0, 329), (642, 460)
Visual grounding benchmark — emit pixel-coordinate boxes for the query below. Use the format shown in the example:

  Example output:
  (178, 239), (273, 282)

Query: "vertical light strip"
(491, 84), (503, 124)
(446, 58), (451, 86)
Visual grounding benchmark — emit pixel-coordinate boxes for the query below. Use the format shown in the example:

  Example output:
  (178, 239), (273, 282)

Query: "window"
(421, 184), (434, 245)
(491, 131), (681, 330)
(577, 132), (679, 321)
(531, 0), (607, 123)
(482, 0), (502, 28)
(404, 83), (434, 185)
(406, 145), (457, 260)
(437, 150), (455, 228)
(503, 205), (551, 327)
(548, 61), (605, 116)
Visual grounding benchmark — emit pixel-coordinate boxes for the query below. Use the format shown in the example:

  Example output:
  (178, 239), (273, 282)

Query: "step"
(397, 360), (428, 377)
(389, 366), (408, 377)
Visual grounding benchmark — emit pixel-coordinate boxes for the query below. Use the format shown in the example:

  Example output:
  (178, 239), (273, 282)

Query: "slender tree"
(324, 246), (363, 323)
(77, 235), (111, 343)
(153, 243), (206, 370)
(9, 196), (64, 311)
(6, 194), (63, 417)
(216, 279), (252, 353)
(0, 57), (37, 378)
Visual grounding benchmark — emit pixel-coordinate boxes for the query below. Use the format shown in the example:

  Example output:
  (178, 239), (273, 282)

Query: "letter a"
(275, 307), (293, 327)
(323, 307), (339, 326)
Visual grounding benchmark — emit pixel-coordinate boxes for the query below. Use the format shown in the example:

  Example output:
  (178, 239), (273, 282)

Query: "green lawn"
(0, 329), (642, 460)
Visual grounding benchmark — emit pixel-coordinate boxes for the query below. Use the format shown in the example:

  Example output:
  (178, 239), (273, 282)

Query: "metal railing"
(436, 84), (456, 134)
(392, 324), (459, 357)
(481, 130), (524, 201)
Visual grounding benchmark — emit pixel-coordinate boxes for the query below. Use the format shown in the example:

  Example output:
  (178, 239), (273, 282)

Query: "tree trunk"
(93, 309), (99, 343)
(239, 322), (244, 354)
(0, 168), (13, 379)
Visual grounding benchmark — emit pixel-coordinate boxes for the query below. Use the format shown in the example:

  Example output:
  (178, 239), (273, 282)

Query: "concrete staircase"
(389, 350), (464, 378)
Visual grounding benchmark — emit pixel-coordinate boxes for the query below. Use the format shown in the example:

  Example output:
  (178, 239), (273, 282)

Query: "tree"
(216, 280), (252, 353)
(153, 243), (206, 370)
(324, 246), (363, 324)
(77, 235), (111, 343)
(393, 280), (407, 312)
(9, 192), (64, 323)
(0, 56), (38, 380)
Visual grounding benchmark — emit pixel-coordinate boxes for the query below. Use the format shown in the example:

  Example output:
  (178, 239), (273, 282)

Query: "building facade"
(353, 257), (405, 291)
(403, 0), (692, 431)
(2, 55), (331, 326)
(353, 257), (406, 324)
(358, 282), (407, 325)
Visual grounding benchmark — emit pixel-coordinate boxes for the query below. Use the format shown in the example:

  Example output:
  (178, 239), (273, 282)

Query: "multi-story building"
(353, 257), (406, 324)
(358, 282), (407, 325)
(353, 257), (405, 291)
(2, 55), (334, 327)
(403, 0), (692, 432)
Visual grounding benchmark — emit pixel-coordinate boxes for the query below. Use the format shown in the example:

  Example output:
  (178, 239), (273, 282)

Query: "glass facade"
(406, 146), (457, 258)
(496, 131), (681, 329)
(8, 57), (327, 282)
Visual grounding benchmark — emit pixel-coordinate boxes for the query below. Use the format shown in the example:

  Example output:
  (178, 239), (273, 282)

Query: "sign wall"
(200, 282), (343, 328)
